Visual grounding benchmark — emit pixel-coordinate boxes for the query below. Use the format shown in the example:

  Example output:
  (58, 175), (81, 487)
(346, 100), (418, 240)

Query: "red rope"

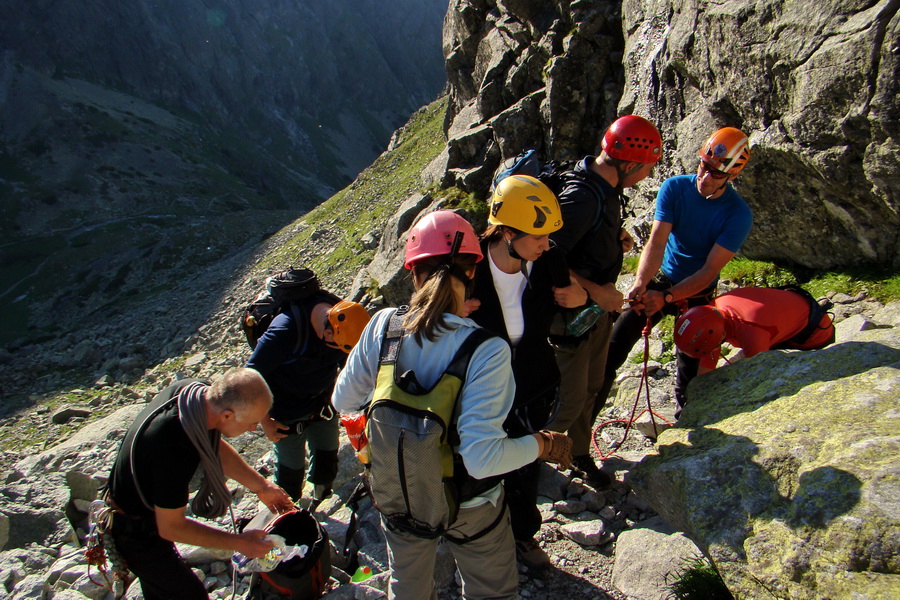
(592, 316), (674, 459)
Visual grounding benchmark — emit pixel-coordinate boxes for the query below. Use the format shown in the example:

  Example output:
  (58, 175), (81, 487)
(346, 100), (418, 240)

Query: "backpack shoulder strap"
(379, 306), (409, 366)
(445, 327), (498, 448)
(445, 327), (497, 380)
(288, 302), (309, 355)
(774, 285), (834, 346)
(128, 380), (199, 511)
(563, 170), (615, 229)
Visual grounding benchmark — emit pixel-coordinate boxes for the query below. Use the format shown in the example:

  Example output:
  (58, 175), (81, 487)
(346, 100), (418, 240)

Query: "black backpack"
(241, 268), (320, 351)
(773, 284), (835, 348)
(248, 509), (332, 600)
(491, 149), (613, 229)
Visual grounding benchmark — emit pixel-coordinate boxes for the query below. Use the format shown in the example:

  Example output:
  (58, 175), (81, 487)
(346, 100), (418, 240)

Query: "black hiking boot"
(571, 455), (612, 490)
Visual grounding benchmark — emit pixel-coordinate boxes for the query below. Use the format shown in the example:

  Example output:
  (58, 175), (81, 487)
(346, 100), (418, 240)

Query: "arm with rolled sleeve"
(455, 338), (540, 480)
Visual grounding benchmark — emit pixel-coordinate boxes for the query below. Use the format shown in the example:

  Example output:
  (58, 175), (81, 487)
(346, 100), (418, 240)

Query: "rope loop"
(592, 316), (674, 459)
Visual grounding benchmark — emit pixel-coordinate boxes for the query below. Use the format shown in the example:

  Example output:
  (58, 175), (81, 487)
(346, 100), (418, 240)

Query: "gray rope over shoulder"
(178, 382), (233, 519)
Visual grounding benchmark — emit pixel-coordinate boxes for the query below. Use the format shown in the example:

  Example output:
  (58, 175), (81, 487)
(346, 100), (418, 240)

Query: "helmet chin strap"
(504, 234), (533, 285)
(704, 179), (730, 200)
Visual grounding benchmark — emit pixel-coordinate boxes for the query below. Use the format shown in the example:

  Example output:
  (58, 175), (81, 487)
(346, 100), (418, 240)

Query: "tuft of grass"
(719, 258), (796, 288)
(434, 186), (488, 231)
(621, 255), (640, 274)
(666, 557), (734, 600)
(719, 258), (899, 304)
(629, 314), (676, 364)
(805, 267), (900, 304)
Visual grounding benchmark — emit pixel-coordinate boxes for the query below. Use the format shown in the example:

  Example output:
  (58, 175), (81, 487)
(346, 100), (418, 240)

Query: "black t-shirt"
(550, 157), (624, 285)
(109, 380), (208, 519)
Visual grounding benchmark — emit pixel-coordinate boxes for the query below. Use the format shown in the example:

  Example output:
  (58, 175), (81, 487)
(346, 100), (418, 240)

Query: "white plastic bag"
(232, 534), (309, 573)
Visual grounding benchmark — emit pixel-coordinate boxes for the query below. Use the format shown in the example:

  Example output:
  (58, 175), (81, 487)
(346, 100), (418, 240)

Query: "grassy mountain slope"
(0, 96), (449, 454)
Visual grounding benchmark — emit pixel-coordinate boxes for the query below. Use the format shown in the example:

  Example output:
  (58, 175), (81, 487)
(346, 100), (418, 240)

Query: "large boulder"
(629, 325), (900, 599)
(620, 0), (899, 268)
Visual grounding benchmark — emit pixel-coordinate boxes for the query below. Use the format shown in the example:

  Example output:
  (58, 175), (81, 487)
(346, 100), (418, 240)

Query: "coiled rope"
(592, 316), (675, 459)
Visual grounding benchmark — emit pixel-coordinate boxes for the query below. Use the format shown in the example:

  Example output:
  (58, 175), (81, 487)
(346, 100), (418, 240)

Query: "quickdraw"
(84, 499), (133, 599)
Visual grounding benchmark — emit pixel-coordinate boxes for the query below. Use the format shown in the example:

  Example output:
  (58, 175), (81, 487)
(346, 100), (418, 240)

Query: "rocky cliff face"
(620, 0), (899, 268)
(438, 0), (625, 192)
(437, 0), (899, 268)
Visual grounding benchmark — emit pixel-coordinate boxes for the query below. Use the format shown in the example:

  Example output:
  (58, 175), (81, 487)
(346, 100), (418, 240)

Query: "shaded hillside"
(0, 0), (448, 348)
(0, 97), (450, 415)
(0, 0), (447, 189)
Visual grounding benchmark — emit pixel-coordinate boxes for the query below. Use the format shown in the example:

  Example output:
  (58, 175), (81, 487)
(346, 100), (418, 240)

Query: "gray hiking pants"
(383, 489), (518, 600)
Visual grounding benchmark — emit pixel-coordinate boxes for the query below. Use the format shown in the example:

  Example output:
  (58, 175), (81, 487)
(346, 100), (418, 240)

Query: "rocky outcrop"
(629, 304), (900, 599)
(441, 0), (625, 194)
(620, 0), (900, 268)
(438, 0), (899, 269)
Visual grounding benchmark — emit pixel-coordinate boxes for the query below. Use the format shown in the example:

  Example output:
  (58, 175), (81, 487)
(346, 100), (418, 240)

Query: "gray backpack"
(364, 309), (502, 540)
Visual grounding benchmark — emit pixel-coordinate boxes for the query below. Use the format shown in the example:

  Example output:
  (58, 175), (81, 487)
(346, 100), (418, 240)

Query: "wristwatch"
(663, 290), (675, 304)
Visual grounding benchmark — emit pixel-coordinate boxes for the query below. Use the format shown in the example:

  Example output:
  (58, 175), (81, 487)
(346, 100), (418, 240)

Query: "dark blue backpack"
(492, 149), (612, 229)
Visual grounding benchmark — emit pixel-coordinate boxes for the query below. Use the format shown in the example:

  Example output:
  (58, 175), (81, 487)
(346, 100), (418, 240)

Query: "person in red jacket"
(674, 286), (835, 375)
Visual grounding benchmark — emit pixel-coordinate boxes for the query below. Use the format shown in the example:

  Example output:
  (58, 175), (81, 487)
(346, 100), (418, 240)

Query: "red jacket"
(702, 287), (835, 369)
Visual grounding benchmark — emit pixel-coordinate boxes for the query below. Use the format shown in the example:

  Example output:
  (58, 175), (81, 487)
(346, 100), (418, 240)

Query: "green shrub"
(666, 557), (734, 600)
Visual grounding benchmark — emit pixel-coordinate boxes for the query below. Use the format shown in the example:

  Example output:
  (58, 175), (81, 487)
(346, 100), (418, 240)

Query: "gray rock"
(535, 463), (569, 501)
(632, 408), (676, 441)
(835, 313), (875, 343)
(51, 407), (92, 425)
(874, 301), (900, 328)
(629, 329), (900, 599)
(559, 520), (613, 546)
(553, 499), (586, 515)
(611, 527), (703, 600)
(10, 573), (47, 599)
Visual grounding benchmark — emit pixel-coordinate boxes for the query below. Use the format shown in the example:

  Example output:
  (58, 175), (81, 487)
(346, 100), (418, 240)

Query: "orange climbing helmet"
(674, 305), (726, 358)
(601, 115), (663, 164)
(326, 300), (370, 353)
(699, 127), (750, 176)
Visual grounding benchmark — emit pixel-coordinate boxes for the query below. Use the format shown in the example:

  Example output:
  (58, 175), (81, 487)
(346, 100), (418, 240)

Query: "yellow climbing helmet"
(488, 175), (563, 235)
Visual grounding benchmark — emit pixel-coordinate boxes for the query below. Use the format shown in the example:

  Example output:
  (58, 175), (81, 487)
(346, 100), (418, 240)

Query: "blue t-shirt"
(655, 175), (752, 284)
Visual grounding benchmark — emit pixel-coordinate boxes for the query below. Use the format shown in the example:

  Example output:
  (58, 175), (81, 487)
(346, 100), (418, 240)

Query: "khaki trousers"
(383, 490), (518, 600)
(550, 312), (614, 456)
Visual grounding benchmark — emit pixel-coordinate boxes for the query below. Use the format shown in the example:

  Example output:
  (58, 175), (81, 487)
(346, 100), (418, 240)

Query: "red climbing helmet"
(699, 127), (750, 176)
(601, 115), (663, 164)
(674, 305), (726, 358)
(404, 210), (483, 269)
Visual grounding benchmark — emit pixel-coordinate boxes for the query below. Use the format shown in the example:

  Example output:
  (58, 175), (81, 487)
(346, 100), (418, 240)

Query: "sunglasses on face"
(699, 161), (729, 180)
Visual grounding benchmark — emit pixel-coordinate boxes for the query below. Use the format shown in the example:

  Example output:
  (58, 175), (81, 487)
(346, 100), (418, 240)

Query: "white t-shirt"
(487, 250), (530, 346)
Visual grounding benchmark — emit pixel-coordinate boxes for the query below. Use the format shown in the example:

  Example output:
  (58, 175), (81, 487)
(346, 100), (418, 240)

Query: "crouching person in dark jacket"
(246, 292), (370, 503)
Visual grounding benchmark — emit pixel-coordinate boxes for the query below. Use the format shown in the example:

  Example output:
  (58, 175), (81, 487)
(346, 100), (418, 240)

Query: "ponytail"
(404, 255), (477, 343)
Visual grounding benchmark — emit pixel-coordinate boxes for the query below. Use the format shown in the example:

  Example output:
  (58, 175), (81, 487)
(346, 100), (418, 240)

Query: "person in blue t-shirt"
(597, 127), (753, 419)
